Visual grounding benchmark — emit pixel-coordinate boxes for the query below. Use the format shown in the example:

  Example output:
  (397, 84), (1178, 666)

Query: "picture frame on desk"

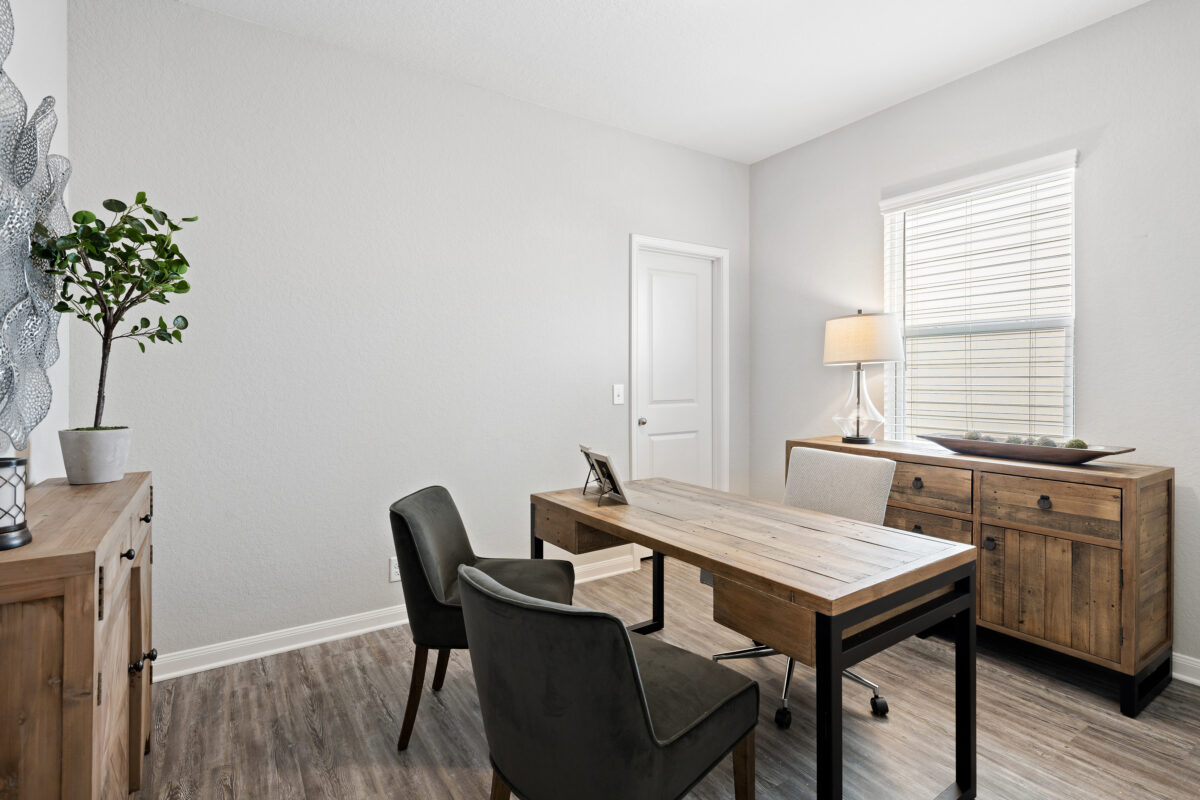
(579, 446), (628, 505)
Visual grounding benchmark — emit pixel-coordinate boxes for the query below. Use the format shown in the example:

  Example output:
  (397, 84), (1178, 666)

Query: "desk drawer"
(981, 473), (1121, 541)
(712, 576), (814, 667)
(532, 502), (627, 554)
(884, 506), (972, 544)
(891, 462), (973, 514)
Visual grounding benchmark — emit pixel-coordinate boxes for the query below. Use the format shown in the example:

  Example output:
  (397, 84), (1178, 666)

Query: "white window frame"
(881, 151), (1077, 442)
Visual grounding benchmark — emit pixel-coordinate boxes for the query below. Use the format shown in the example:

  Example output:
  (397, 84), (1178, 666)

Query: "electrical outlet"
(388, 556), (401, 583)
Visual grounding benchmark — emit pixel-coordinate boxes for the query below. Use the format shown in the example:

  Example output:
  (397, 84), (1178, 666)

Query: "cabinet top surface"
(788, 436), (1171, 483)
(533, 477), (975, 615)
(0, 471), (151, 569)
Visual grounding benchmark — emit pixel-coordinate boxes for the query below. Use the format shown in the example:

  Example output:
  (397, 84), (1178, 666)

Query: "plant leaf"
(102, 199), (127, 213)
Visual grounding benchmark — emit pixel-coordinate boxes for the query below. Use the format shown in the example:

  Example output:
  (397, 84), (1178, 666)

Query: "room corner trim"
(1175, 653), (1200, 687)
(153, 603), (410, 682)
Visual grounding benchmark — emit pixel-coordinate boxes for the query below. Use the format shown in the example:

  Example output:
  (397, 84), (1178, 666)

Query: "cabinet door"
(98, 577), (130, 800)
(979, 525), (1121, 663)
(128, 533), (152, 791)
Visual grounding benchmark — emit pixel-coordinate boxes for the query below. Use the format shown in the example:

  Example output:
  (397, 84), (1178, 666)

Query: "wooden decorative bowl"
(917, 434), (1135, 465)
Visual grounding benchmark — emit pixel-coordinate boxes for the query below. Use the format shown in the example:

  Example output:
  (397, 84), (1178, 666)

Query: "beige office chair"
(711, 446), (897, 729)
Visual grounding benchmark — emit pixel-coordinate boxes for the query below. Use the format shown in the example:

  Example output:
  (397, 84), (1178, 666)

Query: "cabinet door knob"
(911, 477), (924, 490)
(912, 524), (923, 534)
(120, 549), (135, 561)
(984, 536), (997, 551)
(144, 648), (158, 662)
(141, 514), (152, 524)
(128, 659), (145, 674)
(1037, 494), (1052, 510)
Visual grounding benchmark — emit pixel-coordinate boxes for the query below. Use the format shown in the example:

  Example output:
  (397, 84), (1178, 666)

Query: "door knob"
(637, 417), (648, 426)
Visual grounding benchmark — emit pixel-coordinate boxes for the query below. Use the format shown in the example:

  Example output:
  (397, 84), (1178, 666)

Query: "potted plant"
(35, 192), (195, 484)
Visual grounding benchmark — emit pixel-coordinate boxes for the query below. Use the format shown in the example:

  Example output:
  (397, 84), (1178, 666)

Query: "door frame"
(629, 234), (731, 491)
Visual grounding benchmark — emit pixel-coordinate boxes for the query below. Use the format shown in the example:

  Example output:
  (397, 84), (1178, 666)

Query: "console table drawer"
(884, 505), (973, 544)
(981, 473), (1121, 541)
(890, 462), (972, 514)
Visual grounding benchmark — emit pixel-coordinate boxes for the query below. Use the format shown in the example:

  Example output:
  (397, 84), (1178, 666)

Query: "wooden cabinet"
(788, 437), (1174, 717)
(0, 472), (153, 798)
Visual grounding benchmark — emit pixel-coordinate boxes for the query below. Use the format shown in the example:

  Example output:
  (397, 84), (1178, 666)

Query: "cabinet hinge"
(96, 673), (102, 706)
(149, 484), (154, 516)
(98, 566), (104, 620)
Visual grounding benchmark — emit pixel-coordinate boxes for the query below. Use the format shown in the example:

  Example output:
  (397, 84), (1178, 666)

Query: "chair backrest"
(389, 486), (477, 619)
(783, 447), (896, 525)
(458, 565), (658, 800)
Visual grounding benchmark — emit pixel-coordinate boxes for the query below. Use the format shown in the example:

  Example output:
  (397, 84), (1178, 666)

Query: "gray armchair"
(458, 565), (758, 800)
(389, 486), (575, 752)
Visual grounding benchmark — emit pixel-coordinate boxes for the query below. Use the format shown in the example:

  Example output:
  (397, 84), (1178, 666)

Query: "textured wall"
(8, 0), (68, 481)
(67, 0), (749, 652)
(750, 0), (1199, 663)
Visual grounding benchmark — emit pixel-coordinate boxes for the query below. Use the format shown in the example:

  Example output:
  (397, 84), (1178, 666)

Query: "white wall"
(67, 0), (749, 653)
(750, 0), (1200, 664)
(7, 0), (68, 482)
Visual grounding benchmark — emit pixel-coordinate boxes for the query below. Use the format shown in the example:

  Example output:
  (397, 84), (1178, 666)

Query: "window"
(881, 152), (1076, 442)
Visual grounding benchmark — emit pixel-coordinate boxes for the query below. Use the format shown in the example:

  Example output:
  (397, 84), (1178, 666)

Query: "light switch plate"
(612, 384), (625, 405)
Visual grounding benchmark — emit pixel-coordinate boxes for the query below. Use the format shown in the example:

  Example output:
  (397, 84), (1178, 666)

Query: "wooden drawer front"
(890, 462), (973, 514)
(981, 473), (1121, 541)
(979, 526), (1121, 664)
(884, 505), (972, 544)
(713, 576), (814, 667)
(532, 502), (627, 554)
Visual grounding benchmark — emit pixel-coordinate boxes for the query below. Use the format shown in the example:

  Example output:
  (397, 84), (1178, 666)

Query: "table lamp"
(823, 309), (903, 444)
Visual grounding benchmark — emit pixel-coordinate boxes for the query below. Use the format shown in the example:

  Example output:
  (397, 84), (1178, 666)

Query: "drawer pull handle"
(128, 659), (145, 674)
(911, 477), (924, 490)
(143, 648), (158, 663)
(120, 549), (135, 561)
(1037, 494), (1052, 510)
(912, 524), (923, 534)
(141, 513), (152, 524)
(984, 536), (997, 551)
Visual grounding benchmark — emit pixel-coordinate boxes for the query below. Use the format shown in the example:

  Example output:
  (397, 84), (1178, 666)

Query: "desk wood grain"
(532, 478), (975, 617)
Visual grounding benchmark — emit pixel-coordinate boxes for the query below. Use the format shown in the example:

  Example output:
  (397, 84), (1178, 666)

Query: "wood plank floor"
(136, 559), (1200, 799)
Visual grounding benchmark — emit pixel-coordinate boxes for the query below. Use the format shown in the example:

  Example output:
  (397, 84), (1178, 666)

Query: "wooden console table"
(0, 472), (154, 798)
(788, 437), (1173, 717)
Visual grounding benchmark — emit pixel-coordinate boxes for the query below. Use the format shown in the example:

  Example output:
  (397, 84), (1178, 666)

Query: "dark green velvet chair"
(458, 565), (759, 800)
(389, 486), (575, 752)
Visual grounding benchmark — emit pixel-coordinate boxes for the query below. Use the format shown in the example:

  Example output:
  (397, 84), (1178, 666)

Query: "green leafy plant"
(34, 192), (195, 427)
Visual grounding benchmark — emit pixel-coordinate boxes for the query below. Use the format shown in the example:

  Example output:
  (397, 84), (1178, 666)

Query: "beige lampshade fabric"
(823, 311), (903, 365)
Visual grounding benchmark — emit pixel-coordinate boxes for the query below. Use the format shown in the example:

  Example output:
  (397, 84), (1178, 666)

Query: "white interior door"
(632, 244), (719, 489)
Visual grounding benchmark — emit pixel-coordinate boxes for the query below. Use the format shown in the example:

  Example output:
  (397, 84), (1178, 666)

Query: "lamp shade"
(823, 311), (903, 365)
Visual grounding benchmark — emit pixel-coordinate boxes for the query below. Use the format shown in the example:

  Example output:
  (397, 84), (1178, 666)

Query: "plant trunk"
(94, 335), (112, 428)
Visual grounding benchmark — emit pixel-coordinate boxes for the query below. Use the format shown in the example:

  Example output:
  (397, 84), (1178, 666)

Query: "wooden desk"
(531, 478), (978, 800)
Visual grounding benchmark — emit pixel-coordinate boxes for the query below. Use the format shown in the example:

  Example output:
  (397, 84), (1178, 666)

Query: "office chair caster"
(870, 695), (889, 716)
(774, 706), (792, 729)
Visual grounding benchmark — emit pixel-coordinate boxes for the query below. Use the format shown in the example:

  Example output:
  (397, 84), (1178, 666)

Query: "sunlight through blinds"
(882, 153), (1076, 442)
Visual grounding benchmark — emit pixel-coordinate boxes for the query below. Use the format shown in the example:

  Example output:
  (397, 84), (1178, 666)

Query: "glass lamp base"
(832, 368), (884, 443)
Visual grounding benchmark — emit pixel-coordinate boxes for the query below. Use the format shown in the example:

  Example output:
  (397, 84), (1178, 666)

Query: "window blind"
(882, 156), (1075, 442)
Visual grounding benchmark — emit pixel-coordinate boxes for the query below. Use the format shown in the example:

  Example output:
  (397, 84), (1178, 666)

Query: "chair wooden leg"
(432, 648), (451, 691)
(733, 728), (755, 800)
(398, 646), (429, 752)
(489, 769), (512, 800)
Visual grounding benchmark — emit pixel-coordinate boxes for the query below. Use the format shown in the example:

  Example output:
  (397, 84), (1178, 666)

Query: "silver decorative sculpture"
(0, 0), (71, 452)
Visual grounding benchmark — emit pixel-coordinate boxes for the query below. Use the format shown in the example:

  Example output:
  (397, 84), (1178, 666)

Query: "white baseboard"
(153, 550), (640, 682)
(153, 603), (409, 682)
(1175, 653), (1200, 687)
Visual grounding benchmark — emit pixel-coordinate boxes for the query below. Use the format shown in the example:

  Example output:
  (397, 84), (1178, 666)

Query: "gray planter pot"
(59, 428), (132, 485)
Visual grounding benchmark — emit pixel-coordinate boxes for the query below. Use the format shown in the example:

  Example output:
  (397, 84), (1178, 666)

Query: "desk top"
(532, 478), (975, 616)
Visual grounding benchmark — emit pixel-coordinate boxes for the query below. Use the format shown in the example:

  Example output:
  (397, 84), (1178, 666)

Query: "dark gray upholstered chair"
(389, 486), (575, 752)
(711, 446), (897, 728)
(458, 565), (758, 800)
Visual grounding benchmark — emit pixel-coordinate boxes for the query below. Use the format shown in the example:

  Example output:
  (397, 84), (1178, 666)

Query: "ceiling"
(181, 0), (1151, 164)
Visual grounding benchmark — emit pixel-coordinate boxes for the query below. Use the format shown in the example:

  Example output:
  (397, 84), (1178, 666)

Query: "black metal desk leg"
(815, 613), (843, 800)
(628, 551), (665, 635)
(954, 571), (977, 799)
(530, 503), (543, 559)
